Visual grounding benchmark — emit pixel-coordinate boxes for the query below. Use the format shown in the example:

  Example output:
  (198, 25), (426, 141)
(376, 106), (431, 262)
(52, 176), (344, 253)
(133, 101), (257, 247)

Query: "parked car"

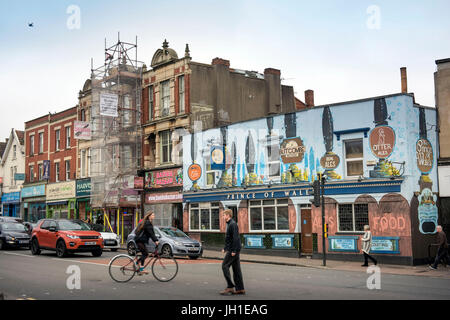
(126, 226), (202, 259)
(23, 222), (37, 235)
(0, 216), (23, 223)
(30, 219), (103, 258)
(80, 222), (121, 252)
(0, 222), (31, 250)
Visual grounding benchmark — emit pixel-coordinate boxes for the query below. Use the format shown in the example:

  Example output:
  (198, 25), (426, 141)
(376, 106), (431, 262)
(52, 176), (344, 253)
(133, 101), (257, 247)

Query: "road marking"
(51, 258), (109, 267)
(3, 252), (35, 258)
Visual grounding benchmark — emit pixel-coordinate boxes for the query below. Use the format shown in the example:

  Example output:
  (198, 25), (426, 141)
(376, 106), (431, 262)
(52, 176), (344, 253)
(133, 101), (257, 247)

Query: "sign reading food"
(416, 138), (433, 173)
(320, 153), (340, 169)
(188, 164), (202, 182)
(369, 126), (396, 159)
(280, 137), (306, 164)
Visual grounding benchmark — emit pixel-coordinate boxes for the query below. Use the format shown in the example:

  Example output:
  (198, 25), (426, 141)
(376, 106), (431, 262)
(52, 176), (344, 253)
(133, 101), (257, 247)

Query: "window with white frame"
(55, 129), (60, 151)
(65, 160), (70, 181)
(190, 203), (220, 231)
(39, 133), (44, 153)
(29, 165), (34, 182)
(206, 163), (218, 187)
(55, 162), (60, 182)
(65, 126), (71, 148)
(178, 75), (185, 113)
(344, 139), (364, 178)
(122, 95), (132, 127)
(87, 148), (91, 176)
(80, 109), (86, 122)
(13, 145), (16, 159)
(30, 135), (34, 156)
(148, 85), (154, 121)
(159, 130), (172, 164)
(80, 149), (86, 178)
(160, 80), (170, 117)
(337, 203), (369, 232)
(267, 142), (280, 179)
(38, 163), (43, 180)
(249, 199), (289, 231)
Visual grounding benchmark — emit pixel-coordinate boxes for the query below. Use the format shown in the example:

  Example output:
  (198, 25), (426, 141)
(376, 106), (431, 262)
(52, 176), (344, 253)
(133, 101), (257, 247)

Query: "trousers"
(222, 251), (244, 291)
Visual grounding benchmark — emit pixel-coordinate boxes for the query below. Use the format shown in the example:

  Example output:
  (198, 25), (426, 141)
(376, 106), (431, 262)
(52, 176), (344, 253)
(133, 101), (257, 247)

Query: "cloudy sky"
(0, 0), (449, 140)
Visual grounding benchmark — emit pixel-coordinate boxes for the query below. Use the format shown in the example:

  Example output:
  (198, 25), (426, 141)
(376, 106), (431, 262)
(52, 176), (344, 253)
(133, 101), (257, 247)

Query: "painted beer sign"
(369, 126), (395, 159)
(280, 138), (306, 164)
(416, 138), (433, 173)
(320, 154), (340, 169)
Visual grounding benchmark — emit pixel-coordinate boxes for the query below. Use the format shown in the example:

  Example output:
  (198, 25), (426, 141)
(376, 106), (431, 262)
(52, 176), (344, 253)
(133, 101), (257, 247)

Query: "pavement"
(117, 245), (450, 279)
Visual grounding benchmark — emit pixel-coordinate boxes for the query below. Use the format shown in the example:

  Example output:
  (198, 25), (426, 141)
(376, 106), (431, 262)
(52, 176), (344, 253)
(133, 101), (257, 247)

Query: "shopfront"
(1, 192), (21, 217)
(46, 181), (76, 219)
(76, 178), (91, 221)
(21, 184), (46, 222)
(144, 167), (183, 230)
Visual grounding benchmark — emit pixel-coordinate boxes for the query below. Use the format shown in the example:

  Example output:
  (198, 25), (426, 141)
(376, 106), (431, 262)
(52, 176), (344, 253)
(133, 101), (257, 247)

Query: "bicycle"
(108, 245), (178, 283)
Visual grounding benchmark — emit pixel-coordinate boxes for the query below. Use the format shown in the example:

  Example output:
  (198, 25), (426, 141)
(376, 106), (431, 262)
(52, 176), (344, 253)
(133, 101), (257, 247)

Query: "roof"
(436, 58), (450, 65)
(295, 97), (308, 111)
(15, 130), (24, 145)
(0, 142), (7, 159)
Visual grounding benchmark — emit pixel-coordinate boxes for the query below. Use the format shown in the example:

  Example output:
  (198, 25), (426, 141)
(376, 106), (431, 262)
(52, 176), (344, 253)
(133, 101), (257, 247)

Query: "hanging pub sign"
(188, 164), (202, 182)
(211, 146), (225, 171)
(369, 126), (396, 159)
(320, 153), (340, 169)
(416, 138), (433, 173)
(280, 137), (306, 164)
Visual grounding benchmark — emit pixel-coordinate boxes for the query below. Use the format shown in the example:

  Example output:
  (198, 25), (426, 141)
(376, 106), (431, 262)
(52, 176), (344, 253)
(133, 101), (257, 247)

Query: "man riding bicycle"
(134, 211), (159, 275)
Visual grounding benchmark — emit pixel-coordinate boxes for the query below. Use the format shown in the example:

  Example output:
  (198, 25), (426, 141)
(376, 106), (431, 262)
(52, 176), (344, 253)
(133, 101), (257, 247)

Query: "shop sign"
(46, 181), (76, 201)
(416, 138), (433, 173)
(188, 164), (202, 182)
(280, 138), (306, 164)
(369, 126), (396, 159)
(145, 192), (183, 204)
(14, 173), (25, 181)
(145, 168), (183, 188)
(76, 178), (91, 197)
(74, 121), (91, 140)
(370, 237), (400, 254)
(1, 192), (21, 204)
(320, 154), (340, 169)
(271, 235), (295, 249)
(22, 184), (46, 198)
(243, 235), (265, 249)
(328, 236), (359, 252)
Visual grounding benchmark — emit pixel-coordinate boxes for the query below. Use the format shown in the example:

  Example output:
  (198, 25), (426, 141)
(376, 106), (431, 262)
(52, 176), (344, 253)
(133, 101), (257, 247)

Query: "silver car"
(126, 226), (203, 259)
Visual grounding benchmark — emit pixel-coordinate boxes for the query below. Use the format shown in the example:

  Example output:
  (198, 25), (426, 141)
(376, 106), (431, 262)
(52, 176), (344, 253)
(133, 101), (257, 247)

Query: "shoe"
(374, 261), (378, 266)
(220, 288), (235, 295)
(361, 264), (368, 267)
(137, 268), (149, 275)
(233, 290), (246, 295)
(429, 266), (437, 270)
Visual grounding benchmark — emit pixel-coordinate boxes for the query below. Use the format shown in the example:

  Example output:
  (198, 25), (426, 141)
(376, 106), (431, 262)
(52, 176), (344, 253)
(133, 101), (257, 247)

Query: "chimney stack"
(400, 67), (408, 93)
(305, 90), (314, 107)
(211, 57), (230, 68)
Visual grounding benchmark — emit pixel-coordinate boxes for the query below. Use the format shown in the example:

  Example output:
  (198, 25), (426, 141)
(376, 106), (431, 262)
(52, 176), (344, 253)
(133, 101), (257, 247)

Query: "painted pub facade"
(182, 93), (439, 265)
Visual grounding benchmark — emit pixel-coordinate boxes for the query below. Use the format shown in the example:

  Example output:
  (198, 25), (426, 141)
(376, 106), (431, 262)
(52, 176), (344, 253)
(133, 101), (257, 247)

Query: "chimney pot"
(305, 90), (314, 107)
(400, 67), (408, 94)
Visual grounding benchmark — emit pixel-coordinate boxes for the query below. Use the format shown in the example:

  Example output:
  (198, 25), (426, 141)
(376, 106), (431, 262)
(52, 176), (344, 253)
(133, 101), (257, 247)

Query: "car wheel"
(161, 244), (173, 257)
(91, 249), (102, 257)
(188, 256), (199, 260)
(31, 238), (41, 255)
(56, 240), (67, 258)
(127, 242), (136, 256)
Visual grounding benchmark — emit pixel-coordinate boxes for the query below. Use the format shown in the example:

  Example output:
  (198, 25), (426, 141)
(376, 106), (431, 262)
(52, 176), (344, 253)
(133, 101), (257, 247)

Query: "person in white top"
(361, 225), (377, 267)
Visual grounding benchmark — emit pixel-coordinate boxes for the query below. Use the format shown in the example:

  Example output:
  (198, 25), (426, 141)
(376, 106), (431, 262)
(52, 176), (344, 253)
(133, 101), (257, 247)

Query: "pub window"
(344, 139), (364, 178)
(249, 199), (289, 232)
(337, 203), (369, 232)
(190, 202), (220, 231)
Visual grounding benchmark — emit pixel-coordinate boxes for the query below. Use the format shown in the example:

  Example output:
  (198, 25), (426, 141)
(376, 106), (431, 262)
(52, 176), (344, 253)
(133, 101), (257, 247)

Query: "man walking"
(429, 225), (449, 270)
(220, 209), (245, 295)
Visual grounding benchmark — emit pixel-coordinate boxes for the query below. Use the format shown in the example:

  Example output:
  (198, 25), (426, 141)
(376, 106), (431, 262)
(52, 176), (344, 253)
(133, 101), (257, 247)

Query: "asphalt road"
(1, 248), (450, 300)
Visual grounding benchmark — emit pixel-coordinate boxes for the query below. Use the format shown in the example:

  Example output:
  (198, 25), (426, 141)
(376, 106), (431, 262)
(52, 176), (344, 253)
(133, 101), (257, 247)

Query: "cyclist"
(134, 211), (159, 275)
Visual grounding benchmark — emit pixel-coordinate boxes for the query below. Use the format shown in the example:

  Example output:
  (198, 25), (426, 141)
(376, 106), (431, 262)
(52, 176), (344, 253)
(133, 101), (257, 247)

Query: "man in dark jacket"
(430, 225), (449, 270)
(220, 209), (245, 295)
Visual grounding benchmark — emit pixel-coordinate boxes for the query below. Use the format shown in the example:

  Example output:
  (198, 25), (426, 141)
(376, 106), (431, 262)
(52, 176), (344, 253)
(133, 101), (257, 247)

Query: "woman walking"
(361, 225), (377, 267)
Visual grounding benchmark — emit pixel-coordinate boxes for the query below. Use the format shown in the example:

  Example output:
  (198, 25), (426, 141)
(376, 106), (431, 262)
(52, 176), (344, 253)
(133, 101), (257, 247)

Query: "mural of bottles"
(320, 106), (341, 180)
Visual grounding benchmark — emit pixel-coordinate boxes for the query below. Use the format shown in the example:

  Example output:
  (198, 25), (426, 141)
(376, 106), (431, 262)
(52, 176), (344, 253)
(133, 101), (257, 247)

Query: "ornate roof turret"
(151, 39), (179, 68)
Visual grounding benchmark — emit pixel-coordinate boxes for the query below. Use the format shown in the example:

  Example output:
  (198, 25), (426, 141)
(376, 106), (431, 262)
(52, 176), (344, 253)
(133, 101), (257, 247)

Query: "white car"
(100, 231), (121, 251)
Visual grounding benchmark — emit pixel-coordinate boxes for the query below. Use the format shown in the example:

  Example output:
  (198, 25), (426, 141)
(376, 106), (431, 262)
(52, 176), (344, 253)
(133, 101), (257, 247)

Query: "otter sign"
(369, 126), (396, 159)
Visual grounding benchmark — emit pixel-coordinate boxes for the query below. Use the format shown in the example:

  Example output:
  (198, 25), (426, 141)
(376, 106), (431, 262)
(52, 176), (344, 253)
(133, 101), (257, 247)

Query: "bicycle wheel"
(109, 254), (137, 283)
(152, 256), (178, 282)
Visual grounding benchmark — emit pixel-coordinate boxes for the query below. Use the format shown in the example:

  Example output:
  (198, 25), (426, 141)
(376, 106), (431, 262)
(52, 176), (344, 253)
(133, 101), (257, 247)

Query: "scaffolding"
(89, 36), (143, 236)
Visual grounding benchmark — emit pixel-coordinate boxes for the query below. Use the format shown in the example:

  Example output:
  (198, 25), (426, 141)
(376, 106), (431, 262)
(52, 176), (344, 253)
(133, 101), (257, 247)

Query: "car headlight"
(66, 234), (79, 239)
(174, 241), (183, 246)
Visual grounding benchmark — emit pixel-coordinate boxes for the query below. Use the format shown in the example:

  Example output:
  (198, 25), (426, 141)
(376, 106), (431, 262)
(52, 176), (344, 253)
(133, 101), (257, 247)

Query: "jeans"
(222, 252), (244, 291)
(136, 241), (148, 267)
(432, 247), (449, 269)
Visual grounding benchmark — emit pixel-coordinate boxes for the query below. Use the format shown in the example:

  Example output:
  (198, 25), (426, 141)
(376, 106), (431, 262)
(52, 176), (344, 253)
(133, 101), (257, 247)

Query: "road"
(1, 248), (450, 300)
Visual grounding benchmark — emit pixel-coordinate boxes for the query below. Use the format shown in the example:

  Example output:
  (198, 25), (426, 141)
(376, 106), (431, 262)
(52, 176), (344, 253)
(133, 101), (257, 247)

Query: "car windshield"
(58, 220), (91, 231)
(1, 223), (27, 232)
(159, 227), (188, 238)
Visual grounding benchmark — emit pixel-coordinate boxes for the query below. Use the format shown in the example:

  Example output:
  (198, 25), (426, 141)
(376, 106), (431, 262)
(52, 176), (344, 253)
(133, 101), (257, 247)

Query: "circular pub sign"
(188, 164), (202, 182)
(320, 153), (340, 169)
(416, 138), (433, 173)
(280, 138), (306, 164)
(369, 126), (396, 159)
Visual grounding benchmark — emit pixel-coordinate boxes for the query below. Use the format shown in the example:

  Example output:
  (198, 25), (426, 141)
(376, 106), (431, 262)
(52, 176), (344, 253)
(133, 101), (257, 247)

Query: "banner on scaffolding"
(74, 121), (92, 140)
(100, 93), (119, 117)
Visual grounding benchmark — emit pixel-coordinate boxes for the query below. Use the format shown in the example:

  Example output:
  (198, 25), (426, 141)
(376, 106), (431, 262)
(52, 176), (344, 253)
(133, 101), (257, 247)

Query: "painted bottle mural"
(369, 98), (398, 178)
(188, 132), (201, 191)
(320, 106), (341, 180)
(416, 107), (438, 234)
(244, 131), (262, 185)
(217, 126), (233, 188)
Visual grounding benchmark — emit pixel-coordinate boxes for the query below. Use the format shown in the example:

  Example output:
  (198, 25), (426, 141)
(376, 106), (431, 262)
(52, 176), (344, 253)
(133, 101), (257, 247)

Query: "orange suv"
(31, 219), (103, 258)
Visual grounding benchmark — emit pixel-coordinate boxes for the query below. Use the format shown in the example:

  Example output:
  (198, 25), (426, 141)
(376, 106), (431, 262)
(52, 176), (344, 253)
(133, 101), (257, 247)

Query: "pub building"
(182, 93), (439, 265)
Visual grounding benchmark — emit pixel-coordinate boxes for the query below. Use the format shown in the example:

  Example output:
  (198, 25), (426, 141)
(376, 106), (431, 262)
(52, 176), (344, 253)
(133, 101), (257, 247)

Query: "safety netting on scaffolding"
(89, 38), (143, 218)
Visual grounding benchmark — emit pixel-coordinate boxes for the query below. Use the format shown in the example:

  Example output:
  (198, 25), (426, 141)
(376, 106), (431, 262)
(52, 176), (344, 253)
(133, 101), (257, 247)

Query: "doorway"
(301, 208), (313, 254)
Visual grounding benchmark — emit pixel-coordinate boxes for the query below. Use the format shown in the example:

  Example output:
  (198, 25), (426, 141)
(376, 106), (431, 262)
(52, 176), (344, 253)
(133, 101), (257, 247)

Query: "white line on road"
(50, 258), (109, 267)
(3, 252), (36, 258)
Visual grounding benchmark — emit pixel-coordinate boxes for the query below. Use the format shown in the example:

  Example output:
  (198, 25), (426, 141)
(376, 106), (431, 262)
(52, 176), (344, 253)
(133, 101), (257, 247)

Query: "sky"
(0, 0), (449, 140)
